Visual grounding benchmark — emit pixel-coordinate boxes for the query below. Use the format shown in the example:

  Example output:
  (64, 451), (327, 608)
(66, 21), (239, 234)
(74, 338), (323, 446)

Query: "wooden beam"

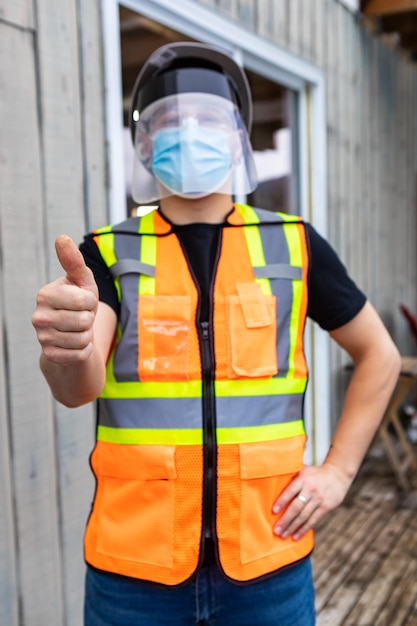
(363, 0), (417, 16)
(379, 11), (417, 33)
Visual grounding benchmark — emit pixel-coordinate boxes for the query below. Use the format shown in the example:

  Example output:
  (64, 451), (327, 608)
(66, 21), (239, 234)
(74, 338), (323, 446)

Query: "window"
(247, 72), (299, 215)
(119, 7), (300, 216)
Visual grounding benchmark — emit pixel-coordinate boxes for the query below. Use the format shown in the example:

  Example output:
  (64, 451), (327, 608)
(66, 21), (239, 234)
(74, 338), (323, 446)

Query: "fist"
(32, 235), (99, 364)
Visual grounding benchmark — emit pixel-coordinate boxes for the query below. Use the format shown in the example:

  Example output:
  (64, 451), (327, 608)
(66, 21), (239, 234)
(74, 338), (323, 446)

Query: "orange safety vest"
(84, 204), (313, 586)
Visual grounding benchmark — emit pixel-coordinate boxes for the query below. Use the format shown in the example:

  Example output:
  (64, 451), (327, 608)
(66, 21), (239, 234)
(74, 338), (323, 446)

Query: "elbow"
(380, 336), (401, 388)
(390, 341), (402, 377)
(385, 332), (401, 368)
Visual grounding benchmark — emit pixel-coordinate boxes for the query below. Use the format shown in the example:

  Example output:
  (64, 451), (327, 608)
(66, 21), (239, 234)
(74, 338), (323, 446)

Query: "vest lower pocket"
(95, 444), (176, 568)
(239, 437), (305, 564)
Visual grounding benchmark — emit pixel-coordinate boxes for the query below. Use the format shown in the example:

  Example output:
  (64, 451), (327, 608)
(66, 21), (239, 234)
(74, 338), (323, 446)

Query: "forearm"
(40, 347), (107, 407)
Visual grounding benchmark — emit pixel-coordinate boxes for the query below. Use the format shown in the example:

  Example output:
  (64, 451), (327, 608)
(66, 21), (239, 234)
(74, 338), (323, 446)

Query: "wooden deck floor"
(312, 441), (417, 625)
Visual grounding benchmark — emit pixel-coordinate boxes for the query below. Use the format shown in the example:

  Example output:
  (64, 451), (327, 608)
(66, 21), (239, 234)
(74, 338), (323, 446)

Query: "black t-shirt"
(80, 219), (366, 331)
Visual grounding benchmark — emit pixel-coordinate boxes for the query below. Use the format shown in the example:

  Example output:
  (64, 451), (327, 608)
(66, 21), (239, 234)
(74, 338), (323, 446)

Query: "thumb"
(55, 235), (97, 293)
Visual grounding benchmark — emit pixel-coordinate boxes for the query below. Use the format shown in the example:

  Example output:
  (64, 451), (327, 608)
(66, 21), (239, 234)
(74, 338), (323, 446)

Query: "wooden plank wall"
(198, 0), (417, 422)
(1, 0), (417, 624)
(0, 0), (107, 624)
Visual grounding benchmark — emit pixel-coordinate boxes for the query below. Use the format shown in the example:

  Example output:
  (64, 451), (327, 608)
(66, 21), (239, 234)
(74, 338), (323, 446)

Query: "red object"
(399, 303), (417, 345)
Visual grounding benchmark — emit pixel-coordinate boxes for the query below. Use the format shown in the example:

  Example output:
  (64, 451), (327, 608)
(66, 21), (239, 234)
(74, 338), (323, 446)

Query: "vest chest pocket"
(95, 444), (176, 568)
(138, 295), (192, 381)
(227, 283), (277, 378)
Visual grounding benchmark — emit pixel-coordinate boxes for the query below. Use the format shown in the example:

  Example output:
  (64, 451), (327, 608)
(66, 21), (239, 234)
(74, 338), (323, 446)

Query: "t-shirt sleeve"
(305, 223), (366, 331)
(79, 236), (120, 316)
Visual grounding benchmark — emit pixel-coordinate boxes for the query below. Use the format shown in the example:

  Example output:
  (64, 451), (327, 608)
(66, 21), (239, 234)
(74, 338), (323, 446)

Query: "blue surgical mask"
(151, 119), (233, 197)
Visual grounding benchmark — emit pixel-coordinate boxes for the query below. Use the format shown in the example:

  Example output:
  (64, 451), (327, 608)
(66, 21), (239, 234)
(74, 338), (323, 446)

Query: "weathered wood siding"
(0, 0), (107, 624)
(1, 1), (416, 624)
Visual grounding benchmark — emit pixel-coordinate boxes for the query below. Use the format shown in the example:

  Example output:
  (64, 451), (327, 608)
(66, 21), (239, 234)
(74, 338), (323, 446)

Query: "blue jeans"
(84, 559), (315, 625)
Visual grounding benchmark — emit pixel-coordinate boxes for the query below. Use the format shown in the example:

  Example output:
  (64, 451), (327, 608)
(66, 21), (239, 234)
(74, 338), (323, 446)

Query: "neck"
(159, 193), (233, 225)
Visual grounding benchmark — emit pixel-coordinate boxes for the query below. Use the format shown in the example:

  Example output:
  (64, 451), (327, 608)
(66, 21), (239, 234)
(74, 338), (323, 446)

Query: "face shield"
(131, 92), (257, 203)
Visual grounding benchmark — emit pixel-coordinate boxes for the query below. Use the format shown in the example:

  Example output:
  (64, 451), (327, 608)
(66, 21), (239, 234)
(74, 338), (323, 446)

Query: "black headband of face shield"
(133, 67), (242, 122)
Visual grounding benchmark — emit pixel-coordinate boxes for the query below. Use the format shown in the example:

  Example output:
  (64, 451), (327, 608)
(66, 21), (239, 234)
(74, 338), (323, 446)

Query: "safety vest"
(84, 203), (313, 586)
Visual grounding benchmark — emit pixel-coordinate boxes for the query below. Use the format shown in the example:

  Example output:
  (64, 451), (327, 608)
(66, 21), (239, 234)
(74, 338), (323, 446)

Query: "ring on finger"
(297, 494), (309, 505)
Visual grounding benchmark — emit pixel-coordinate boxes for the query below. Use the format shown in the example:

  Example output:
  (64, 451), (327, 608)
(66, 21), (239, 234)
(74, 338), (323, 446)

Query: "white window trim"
(102, 0), (330, 464)
(338, 0), (359, 13)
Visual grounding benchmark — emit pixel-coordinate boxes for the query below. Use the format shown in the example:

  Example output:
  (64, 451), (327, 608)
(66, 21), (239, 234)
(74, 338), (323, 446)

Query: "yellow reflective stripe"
(235, 203), (260, 223)
(93, 227), (121, 299)
(240, 205), (272, 297)
(100, 365), (307, 398)
(94, 227), (116, 264)
(217, 420), (305, 444)
(97, 422), (304, 445)
(215, 377), (307, 397)
(288, 279), (304, 378)
(97, 425), (203, 445)
(138, 213), (156, 296)
(276, 211), (301, 223)
(283, 222), (303, 265)
(283, 221), (304, 378)
(138, 211), (154, 234)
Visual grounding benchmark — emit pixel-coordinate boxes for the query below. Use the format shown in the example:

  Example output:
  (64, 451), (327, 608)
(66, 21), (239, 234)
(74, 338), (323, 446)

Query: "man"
(32, 42), (400, 625)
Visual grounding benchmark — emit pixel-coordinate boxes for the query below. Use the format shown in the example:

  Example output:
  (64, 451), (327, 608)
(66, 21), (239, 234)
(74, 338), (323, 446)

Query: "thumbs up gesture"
(32, 235), (99, 365)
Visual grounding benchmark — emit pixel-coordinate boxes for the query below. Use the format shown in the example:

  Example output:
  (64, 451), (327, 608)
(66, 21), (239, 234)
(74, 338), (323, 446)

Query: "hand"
(32, 235), (99, 365)
(271, 462), (352, 541)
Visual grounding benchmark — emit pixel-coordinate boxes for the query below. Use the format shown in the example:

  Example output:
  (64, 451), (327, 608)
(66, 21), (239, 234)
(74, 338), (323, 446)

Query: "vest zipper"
(200, 320), (217, 549)
(175, 227), (222, 570)
(198, 230), (223, 565)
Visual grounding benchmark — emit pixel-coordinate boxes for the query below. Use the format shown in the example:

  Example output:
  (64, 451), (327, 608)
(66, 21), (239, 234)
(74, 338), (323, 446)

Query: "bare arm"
(272, 301), (401, 539)
(32, 235), (117, 407)
(323, 301), (401, 482)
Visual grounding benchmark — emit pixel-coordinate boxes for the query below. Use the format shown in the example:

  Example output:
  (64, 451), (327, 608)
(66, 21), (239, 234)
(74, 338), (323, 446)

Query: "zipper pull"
(201, 321), (209, 340)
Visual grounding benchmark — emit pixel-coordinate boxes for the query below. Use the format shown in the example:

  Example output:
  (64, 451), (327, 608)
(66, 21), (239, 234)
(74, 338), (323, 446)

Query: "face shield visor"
(131, 92), (257, 203)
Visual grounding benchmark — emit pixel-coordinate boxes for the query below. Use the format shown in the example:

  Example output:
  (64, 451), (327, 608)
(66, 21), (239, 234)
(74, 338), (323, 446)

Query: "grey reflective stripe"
(251, 207), (286, 223)
(114, 223), (141, 261)
(98, 397), (202, 429)
(253, 220), (293, 377)
(216, 393), (304, 428)
(113, 216), (141, 232)
(113, 225), (142, 381)
(254, 264), (302, 280)
(110, 259), (156, 279)
(97, 393), (304, 430)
